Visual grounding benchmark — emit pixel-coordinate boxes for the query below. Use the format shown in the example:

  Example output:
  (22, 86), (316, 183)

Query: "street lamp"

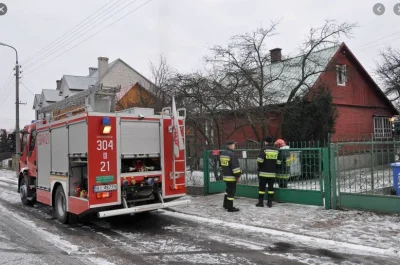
(0, 42), (20, 171)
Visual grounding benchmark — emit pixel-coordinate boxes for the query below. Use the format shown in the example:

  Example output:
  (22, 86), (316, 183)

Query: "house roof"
(41, 89), (62, 103)
(63, 75), (97, 90)
(32, 94), (41, 109)
(262, 45), (340, 103)
(336, 43), (399, 115)
(88, 59), (119, 78)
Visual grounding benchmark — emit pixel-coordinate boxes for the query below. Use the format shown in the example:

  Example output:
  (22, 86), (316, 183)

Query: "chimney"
(270, 48), (282, 63)
(56, 80), (61, 90)
(89, 67), (98, 76)
(98, 57), (109, 78)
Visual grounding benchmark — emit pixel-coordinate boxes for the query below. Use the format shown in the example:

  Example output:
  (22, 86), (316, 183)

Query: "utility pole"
(0, 42), (20, 173)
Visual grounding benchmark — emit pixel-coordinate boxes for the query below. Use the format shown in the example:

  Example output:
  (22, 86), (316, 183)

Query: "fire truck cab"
(17, 84), (190, 224)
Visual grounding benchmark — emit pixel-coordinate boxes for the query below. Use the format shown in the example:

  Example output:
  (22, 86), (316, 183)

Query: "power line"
(22, 0), (121, 65)
(23, 0), (140, 70)
(20, 81), (35, 96)
(23, 0), (153, 76)
(0, 80), (15, 111)
(0, 70), (13, 92)
(355, 31), (400, 50)
(359, 35), (400, 52)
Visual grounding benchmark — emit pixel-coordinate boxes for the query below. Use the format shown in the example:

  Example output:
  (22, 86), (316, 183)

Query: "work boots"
(255, 194), (264, 207)
(267, 194), (273, 208)
(223, 195), (228, 209)
(227, 200), (239, 212)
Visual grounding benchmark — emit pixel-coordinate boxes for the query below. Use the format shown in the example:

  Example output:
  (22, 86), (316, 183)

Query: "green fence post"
(370, 135), (375, 192)
(323, 147), (331, 209)
(329, 143), (337, 209)
(203, 150), (210, 196)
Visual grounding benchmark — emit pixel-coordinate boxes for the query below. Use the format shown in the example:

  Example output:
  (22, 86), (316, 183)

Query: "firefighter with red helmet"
(256, 136), (279, 208)
(275, 139), (291, 188)
(220, 140), (242, 212)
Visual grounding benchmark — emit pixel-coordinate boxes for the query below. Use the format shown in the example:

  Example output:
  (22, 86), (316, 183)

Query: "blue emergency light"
(101, 117), (111, 134)
(102, 117), (110, 125)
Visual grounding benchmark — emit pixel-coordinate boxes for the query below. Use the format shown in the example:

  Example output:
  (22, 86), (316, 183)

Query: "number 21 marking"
(100, 161), (110, 172)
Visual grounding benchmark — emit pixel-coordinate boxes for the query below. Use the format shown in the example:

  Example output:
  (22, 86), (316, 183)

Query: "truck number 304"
(97, 140), (113, 151)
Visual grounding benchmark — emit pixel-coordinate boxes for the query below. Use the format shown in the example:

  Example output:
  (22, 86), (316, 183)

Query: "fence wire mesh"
(207, 146), (324, 191)
(335, 141), (398, 196)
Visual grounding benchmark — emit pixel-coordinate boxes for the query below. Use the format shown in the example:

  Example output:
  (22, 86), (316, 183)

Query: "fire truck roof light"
(102, 117), (110, 125)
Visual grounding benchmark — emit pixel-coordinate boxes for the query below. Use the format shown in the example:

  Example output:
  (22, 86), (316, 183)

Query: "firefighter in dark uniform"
(275, 139), (291, 188)
(256, 136), (279, 208)
(220, 140), (242, 212)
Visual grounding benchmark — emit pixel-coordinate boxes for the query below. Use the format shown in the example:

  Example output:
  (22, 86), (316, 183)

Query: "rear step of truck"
(97, 199), (191, 218)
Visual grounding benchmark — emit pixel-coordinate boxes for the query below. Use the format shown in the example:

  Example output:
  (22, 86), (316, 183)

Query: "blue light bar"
(102, 117), (110, 125)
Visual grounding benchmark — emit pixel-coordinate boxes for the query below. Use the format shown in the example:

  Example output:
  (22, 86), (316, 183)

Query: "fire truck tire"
(54, 186), (68, 224)
(19, 178), (33, 206)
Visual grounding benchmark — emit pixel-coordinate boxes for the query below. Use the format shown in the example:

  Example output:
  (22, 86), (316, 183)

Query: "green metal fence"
(203, 145), (331, 208)
(202, 140), (400, 213)
(333, 141), (400, 214)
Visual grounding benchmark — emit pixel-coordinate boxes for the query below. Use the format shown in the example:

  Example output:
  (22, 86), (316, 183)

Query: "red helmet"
(274, 139), (286, 148)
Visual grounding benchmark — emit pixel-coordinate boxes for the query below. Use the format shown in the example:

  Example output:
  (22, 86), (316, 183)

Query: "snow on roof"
(63, 75), (97, 90)
(42, 89), (62, 102)
(263, 44), (340, 104)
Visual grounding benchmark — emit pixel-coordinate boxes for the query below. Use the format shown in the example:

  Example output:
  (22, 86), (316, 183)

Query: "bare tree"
(376, 47), (400, 106)
(149, 54), (176, 107)
(206, 21), (286, 143)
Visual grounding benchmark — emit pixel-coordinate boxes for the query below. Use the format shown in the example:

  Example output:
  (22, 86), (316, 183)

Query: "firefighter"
(220, 140), (242, 212)
(256, 136), (279, 208)
(275, 139), (291, 188)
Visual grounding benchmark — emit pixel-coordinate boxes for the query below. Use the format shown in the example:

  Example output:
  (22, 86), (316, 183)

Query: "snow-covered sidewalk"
(171, 193), (400, 255)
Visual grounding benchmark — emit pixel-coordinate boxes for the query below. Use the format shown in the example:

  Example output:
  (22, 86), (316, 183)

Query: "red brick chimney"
(270, 48), (282, 63)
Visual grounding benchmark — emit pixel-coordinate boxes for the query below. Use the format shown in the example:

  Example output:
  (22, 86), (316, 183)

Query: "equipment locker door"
(162, 117), (187, 198)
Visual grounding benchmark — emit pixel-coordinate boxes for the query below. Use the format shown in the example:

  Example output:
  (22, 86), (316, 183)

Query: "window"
(374, 117), (392, 139)
(336, 64), (347, 86)
(21, 133), (28, 153)
(29, 130), (37, 153)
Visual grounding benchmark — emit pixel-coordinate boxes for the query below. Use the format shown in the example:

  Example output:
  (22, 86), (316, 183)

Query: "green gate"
(333, 141), (400, 213)
(203, 147), (331, 209)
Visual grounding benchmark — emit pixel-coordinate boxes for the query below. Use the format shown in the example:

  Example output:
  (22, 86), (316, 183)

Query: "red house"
(197, 42), (399, 146)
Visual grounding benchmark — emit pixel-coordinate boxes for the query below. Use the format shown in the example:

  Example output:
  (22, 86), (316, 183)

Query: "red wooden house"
(198, 42), (398, 146)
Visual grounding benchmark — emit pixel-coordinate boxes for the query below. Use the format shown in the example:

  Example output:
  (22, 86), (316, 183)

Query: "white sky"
(0, 0), (400, 130)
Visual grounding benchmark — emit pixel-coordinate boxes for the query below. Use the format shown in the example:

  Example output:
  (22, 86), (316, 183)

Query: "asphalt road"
(0, 176), (397, 265)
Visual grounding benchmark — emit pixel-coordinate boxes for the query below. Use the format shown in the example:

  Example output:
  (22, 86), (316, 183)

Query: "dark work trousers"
(258, 177), (275, 196)
(225, 181), (237, 200)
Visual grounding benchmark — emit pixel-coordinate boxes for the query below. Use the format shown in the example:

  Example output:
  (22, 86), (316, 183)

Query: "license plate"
(93, 184), (117, 193)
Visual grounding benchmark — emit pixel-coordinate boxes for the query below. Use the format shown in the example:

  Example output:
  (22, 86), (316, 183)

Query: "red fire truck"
(17, 84), (190, 224)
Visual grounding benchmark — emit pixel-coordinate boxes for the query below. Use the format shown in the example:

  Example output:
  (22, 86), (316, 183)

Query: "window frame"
(373, 116), (392, 139)
(336, 64), (347, 86)
(28, 130), (37, 155)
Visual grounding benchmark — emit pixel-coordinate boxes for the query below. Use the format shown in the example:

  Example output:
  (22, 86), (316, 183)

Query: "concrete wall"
(335, 151), (395, 172)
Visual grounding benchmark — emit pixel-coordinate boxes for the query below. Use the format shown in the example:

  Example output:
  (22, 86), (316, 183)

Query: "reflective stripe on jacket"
(257, 145), (278, 178)
(220, 149), (242, 182)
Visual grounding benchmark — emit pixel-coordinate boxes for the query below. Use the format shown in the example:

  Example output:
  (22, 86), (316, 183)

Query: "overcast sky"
(0, 0), (399, 130)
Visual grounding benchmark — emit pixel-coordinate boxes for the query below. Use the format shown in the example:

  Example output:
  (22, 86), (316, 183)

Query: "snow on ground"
(170, 193), (400, 257)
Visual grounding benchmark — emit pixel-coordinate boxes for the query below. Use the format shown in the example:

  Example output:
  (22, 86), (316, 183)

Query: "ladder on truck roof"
(38, 83), (121, 119)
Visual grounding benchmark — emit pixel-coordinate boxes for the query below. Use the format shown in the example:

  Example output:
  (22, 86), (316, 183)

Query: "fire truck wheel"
(19, 178), (33, 206)
(54, 186), (68, 224)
